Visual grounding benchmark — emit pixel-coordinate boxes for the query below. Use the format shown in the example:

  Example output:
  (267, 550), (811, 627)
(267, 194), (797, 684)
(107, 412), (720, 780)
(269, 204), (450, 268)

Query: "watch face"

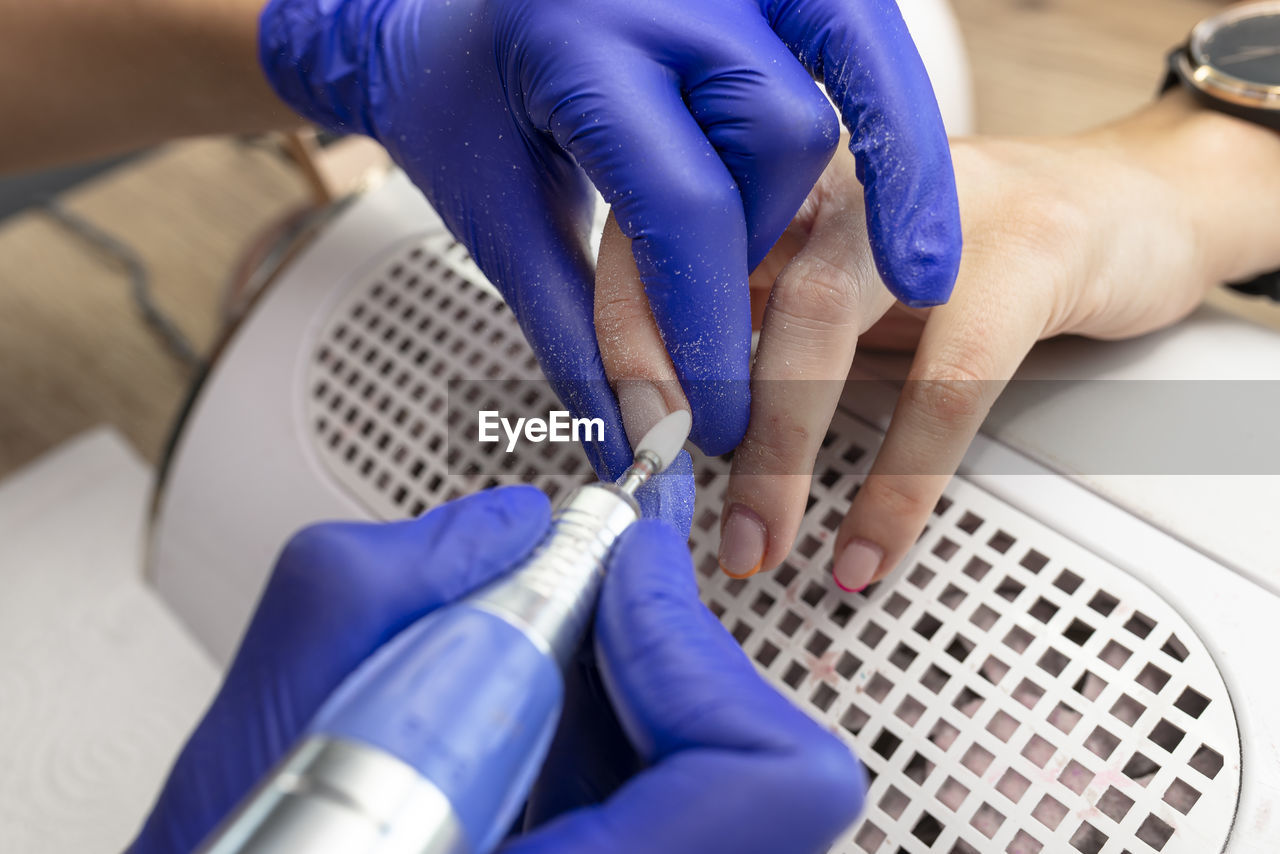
(1193, 5), (1280, 88)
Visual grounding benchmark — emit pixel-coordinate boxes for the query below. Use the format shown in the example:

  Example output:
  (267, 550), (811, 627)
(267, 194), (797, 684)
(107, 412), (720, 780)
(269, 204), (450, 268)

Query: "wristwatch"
(1162, 1), (1280, 299)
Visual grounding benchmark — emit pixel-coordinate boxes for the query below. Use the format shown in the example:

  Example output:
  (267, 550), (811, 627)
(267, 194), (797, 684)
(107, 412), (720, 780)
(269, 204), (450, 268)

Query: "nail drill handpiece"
(198, 411), (693, 854)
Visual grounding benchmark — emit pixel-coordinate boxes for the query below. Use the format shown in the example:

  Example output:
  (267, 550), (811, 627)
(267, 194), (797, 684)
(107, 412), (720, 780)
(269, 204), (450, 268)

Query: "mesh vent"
(306, 233), (593, 515)
(304, 234), (1241, 854)
(692, 423), (1238, 854)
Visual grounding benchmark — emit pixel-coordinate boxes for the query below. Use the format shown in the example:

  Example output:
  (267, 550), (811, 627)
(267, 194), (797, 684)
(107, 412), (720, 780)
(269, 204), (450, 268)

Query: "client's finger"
(719, 182), (894, 578)
(831, 256), (1052, 592)
(596, 214), (691, 448)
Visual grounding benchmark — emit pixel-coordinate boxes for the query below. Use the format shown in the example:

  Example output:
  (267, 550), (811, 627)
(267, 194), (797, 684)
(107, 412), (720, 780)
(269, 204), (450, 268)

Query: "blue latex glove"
(510, 518), (866, 853)
(129, 478), (857, 853)
(633, 449), (696, 536)
(259, 0), (962, 475)
(128, 462), (695, 853)
(127, 487), (552, 854)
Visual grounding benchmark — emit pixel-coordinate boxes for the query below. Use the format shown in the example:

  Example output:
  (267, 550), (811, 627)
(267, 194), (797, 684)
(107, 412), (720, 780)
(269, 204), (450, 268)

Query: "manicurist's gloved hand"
(128, 481), (859, 853)
(510, 518), (866, 854)
(127, 487), (553, 854)
(259, 0), (961, 476)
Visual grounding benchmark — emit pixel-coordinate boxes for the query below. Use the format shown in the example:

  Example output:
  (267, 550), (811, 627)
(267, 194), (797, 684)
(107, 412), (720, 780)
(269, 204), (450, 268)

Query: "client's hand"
(597, 89), (1280, 590)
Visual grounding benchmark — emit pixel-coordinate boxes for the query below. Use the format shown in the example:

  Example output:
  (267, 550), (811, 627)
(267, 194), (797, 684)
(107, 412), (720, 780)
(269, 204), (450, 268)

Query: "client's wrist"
(1106, 89), (1280, 286)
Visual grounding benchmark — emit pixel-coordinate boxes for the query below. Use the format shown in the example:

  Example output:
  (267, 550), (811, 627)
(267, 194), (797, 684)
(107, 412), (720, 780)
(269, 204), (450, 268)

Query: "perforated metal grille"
(305, 233), (593, 515)
(304, 233), (1241, 854)
(692, 424), (1239, 854)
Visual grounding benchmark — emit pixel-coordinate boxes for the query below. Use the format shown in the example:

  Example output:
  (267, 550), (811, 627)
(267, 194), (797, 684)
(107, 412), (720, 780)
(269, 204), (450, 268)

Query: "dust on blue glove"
(633, 449), (695, 536)
(510, 518), (867, 854)
(259, 0), (961, 475)
(126, 487), (552, 854)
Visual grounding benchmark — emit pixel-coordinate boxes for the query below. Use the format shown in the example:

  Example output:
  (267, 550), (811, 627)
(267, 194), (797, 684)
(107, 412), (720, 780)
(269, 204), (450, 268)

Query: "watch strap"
(1160, 45), (1186, 96)
(1228, 270), (1280, 301)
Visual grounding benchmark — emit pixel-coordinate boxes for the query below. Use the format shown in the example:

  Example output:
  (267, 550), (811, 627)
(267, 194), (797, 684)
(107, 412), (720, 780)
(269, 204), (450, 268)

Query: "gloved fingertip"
(632, 450), (694, 538)
(889, 259), (958, 307)
(479, 485), (552, 548)
(403, 484), (552, 590)
(867, 198), (963, 308)
(664, 362), (749, 461)
(687, 395), (749, 459)
(900, 295), (947, 310)
(477, 482), (554, 520)
(689, 424), (742, 459)
(431, 481), (550, 526)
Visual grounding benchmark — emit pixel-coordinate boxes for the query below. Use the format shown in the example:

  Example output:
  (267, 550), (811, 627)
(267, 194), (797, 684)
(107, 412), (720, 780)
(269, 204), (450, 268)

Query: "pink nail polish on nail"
(832, 574), (867, 594)
(833, 539), (883, 592)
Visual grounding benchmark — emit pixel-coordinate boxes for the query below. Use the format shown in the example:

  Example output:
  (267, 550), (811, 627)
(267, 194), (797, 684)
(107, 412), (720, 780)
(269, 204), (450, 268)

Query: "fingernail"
(719, 504), (766, 578)
(617, 379), (670, 450)
(833, 539), (883, 592)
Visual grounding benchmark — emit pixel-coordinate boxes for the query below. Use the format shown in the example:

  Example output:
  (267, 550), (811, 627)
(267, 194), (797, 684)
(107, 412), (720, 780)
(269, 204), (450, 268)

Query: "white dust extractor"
(147, 171), (1280, 854)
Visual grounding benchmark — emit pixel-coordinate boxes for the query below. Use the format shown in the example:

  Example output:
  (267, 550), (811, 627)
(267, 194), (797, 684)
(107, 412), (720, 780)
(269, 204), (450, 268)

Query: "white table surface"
(0, 428), (218, 853)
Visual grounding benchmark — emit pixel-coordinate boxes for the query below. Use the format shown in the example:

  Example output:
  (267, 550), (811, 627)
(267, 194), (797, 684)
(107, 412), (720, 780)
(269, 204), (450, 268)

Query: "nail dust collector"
(149, 173), (1280, 854)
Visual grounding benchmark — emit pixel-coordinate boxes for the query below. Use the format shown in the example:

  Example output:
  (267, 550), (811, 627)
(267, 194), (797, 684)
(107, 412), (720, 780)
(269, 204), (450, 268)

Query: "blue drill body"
(197, 479), (646, 854)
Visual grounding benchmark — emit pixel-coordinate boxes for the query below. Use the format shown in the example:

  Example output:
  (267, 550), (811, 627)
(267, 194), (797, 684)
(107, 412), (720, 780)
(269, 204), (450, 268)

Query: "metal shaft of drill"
(617, 449), (661, 495)
(468, 481), (641, 668)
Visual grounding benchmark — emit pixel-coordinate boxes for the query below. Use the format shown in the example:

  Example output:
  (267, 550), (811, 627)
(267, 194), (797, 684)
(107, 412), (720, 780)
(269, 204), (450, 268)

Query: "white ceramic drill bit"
(617, 409), (692, 494)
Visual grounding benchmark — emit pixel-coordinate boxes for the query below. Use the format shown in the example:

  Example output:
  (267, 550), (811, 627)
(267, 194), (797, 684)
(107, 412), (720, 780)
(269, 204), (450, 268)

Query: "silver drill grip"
(469, 479), (642, 669)
(197, 737), (467, 854)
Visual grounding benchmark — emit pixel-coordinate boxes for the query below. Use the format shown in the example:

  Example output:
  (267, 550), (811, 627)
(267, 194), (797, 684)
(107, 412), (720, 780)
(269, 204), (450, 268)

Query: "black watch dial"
(1194, 5), (1280, 86)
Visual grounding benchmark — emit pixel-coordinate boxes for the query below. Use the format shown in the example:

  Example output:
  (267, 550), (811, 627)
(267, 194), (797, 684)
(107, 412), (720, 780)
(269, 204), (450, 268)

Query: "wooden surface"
(0, 0), (1271, 478)
(0, 139), (308, 476)
(952, 0), (1219, 135)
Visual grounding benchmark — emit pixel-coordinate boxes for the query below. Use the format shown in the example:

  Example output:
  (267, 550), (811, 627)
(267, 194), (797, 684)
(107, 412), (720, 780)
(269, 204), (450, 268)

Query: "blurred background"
(0, 0), (1267, 480)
